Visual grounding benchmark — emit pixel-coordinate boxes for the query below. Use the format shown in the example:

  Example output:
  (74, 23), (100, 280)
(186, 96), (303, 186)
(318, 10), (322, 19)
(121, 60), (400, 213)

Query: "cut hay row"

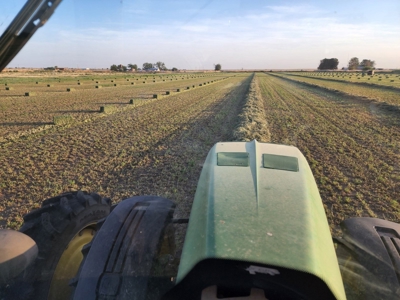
(233, 74), (271, 142)
(148, 77), (227, 99)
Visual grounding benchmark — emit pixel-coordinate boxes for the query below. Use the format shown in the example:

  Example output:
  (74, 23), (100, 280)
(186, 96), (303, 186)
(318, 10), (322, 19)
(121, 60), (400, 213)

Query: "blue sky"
(1, 0), (399, 69)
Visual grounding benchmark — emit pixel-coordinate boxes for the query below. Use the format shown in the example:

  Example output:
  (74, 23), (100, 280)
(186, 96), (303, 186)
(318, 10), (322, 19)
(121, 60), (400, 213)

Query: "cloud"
(8, 3), (400, 69)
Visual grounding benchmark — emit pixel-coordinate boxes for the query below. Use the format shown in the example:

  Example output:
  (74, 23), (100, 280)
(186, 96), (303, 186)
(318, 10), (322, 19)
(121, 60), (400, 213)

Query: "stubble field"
(0, 71), (399, 236)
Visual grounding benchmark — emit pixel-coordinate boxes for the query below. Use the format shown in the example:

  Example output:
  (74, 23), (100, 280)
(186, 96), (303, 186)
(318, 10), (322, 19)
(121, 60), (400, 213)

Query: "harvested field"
(276, 72), (400, 107)
(0, 71), (399, 237)
(287, 71), (400, 89)
(0, 73), (227, 141)
(0, 73), (250, 228)
(257, 73), (400, 234)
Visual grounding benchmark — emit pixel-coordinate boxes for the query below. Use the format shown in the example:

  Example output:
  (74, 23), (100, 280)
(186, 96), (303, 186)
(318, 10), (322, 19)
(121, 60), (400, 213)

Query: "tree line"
(110, 62), (222, 72)
(347, 57), (375, 70)
(110, 62), (175, 72)
(317, 57), (375, 70)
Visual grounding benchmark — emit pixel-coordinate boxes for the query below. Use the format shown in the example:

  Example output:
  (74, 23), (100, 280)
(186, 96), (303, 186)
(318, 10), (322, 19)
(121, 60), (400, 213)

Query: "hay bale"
(192, 85), (195, 88)
(77, 82), (82, 85)
(199, 84), (203, 86)
(25, 92), (36, 96)
(153, 94), (159, 99)
(127, 79), (130, 81)
(53, 115), (74, 126)
(4, 83), (7, 86)
(143, 81), (146, 84)
(129, 99), (134, 104)
(67, 88), (75, 92)
(186, 87), (190, 90)
(5, 87), (14, 90)
(114, 84), (118, 86)
(131, 82), (135, 85)
(99, 105), (116, 113)
(47, 84), (53, 87)
(153, 80), (156, 82)
(176, 89), (181, 92)
(166, 91), (170, 95)
(36, 82), (39, 84)
(95, 85), (102, 88)
(96, 81), (100, 83)
(111, 80), (114, 82)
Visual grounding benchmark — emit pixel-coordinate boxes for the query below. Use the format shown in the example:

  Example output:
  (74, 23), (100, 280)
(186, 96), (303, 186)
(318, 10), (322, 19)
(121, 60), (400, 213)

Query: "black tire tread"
(4, 191), (111, 300)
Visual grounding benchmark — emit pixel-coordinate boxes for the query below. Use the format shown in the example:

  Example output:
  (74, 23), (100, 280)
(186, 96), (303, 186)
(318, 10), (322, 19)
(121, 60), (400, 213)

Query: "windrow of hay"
(233, 74), (271, 142)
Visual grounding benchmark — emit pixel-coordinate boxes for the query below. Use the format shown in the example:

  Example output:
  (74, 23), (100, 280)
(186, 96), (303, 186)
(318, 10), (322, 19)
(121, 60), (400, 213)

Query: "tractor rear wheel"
(5, 191), (111, 300)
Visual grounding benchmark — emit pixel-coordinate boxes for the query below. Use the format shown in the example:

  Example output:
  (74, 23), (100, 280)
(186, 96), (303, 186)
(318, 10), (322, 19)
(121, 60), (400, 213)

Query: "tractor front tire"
(72, 195), (176, 300)
(5, 191), (111, 300)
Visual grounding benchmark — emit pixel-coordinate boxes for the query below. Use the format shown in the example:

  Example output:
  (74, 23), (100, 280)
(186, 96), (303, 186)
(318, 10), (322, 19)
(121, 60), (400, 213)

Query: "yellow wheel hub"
(48, 225), (96, 300)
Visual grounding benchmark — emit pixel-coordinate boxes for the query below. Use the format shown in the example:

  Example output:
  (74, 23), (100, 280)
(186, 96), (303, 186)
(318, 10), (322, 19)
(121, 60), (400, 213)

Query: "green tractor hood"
(177, 140), (346, 299)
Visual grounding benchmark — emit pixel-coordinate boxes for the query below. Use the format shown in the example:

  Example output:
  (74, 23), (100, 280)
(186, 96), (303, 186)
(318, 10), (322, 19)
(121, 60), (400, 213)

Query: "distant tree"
(215, 64), (221, 71)
(348, 57), (359, 70)
(317, 58), (339, 70)
(155, 61), (167, 71)
(143, 62), (154, 70)
(110, 64), (127, 72)
(360, 59), (375, 70)
(171, 67), (178, 71)
(128, 64), (138, 71)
